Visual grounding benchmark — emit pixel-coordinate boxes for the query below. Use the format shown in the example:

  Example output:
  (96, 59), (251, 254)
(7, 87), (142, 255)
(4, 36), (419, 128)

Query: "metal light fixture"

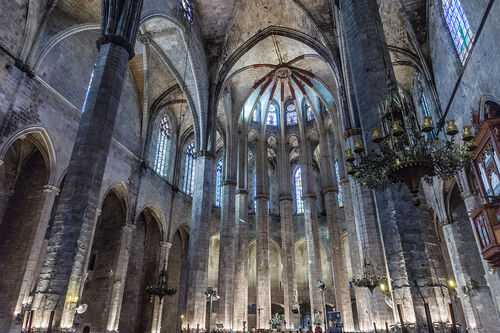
(317, 281), (328, 331)
(351, 259), (388, 293)
(146, 260), (177, 303)
(205, 288), (219, 333)
(346, 74), (473, 205)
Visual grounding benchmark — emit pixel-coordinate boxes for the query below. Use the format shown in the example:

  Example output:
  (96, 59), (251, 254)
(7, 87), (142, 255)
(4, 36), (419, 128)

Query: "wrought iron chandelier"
(346, 75), (475, 205)
(146, 260), (177, 303)
(351, 259), (388, 293)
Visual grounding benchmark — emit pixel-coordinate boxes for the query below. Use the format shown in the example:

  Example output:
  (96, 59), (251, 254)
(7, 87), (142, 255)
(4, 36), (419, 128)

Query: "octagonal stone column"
(279, 196), (299, 328)
(185, 151), (216, 329)
(217, 180), (237, 329)
(323, 188), (354, 331)
(255, 194), (271, 329)
(30, 2), (144, 329)
(233, 189), (249, 330)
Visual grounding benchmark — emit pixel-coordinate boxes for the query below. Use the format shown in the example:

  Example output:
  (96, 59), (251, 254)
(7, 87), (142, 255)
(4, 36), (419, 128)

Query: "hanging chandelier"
(351, 259), (388, 293)
(345, 75), (475, 205)
(146, 260), (177, 303)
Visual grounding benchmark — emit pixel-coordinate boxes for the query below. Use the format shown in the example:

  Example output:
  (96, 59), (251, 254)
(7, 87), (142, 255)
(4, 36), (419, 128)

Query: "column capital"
(302, 193), (317, 200)
(43, 184), (60, 195)
(255, 194), (270, 200)
(279, 196), (293, 202)
(322, 188), (339, 195)
(221, 179), (238, 187)
(122, 223), (136, 232)
(97, 0), (144, 59)
(194, 150), (217, 160)
(344, 128), (362, 139)
(96, 208), (102, 217)
(236, 189), (249, 195)
(0, 160), (3, 166)
(339, 178), (350, 185)
(160, 241), (173, 249)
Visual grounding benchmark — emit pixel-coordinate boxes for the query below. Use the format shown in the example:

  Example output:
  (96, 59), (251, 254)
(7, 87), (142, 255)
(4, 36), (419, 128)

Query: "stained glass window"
(442, 0), (474, 64)
(179, 0), (194, 23)
(286, 104), (298, 125)
(335, 161), (344, 208)
(252, 105), (259, 122)
(305, 102), (315, 121)
(253, 173), (257, 211)
(295, 167), (304, 214)
(267, 104), (278, 126)
(215, 159), (223, 207)
(82, 69), (94, 112)
(153, 116), (170, 177)
(183, 142), (195, 195)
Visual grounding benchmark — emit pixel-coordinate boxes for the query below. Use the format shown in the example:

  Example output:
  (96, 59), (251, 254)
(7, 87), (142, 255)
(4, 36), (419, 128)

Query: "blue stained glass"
(179, 0), (194, 23)
(153, 116), (170, 177)
(253, 173), (257, 211)
(335, 161), (344, 208)
(215, 159), (223, 207)
(305, 102), (315, 120)
(82, 69), (94, 112)
(295, 167), (304, 214)
(442, 0), (474, 64)
(183, 142), (196, 195)
(267, 104), (277, 126)
(286, 104), (298, 125)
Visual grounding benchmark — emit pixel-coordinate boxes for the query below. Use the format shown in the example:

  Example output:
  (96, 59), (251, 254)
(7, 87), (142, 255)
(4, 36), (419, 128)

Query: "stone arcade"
(0, 0), (500, 332)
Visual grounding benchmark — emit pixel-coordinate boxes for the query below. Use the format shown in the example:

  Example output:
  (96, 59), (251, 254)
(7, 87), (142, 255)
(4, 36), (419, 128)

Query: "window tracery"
(153, 116), (170, 177)
(215, 159), (223, 207)
(179, 0), (194, 23)
(286, 104), (298, 125)
(295, 167), (304, 214)
(267, 104), (278, 126)
(442, 0), (474, 63)
(183, 142), (195, 195)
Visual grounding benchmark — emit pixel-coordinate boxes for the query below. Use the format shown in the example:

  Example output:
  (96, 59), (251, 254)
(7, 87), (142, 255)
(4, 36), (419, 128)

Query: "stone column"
(255, 195), (271, 329)
(151, 241), (172, 333)
(233, 189), (249, 331)
(448, 191), (500, 331)
(303, 194), (325, 318)
(12, 185), (59, 320)
(186, 152), (216, 328)
(31, 2), (143, 329)
(279, 196), (299, 328)
(340, 178), (370, 330)
(217, 180), (237, 329)
(105, 223), (136, 332)
(340, 0), (403, 327)
(323, 188), (354, 331)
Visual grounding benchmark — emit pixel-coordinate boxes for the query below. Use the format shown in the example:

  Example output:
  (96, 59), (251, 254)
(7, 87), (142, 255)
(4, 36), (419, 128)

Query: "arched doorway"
(119, 208), (162, 333)
(79, 189), (127, 332)
(0, 136), (49, 331)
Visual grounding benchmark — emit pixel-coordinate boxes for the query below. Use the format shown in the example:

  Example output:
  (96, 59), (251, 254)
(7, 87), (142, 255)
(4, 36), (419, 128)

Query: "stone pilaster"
(151, 241), (172, 333)
(217, 180), (237, 328)
(186, 153), (215, 328)
(340, 178), (369, 330)
(106, 223), (136, 332)
(323, 188), (354, 331)
(255, 195), (271, 329)
(279, 196), (299, 328)
(302, 194), (325, 317)
(233, 189), (249, 331)
(30, 1), (143, 329)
